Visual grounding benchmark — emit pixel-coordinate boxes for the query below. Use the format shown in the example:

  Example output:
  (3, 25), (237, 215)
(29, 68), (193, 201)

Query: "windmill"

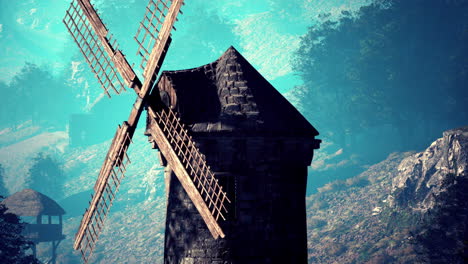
(63, 0), (231, 262)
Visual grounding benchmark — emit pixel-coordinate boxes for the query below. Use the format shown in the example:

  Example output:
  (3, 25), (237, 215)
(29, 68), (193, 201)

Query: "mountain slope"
(306, 152), (416, 263)
(391, 127), (468, 263)
(307, 126), (468, 263)
(2, 124), (467, 263)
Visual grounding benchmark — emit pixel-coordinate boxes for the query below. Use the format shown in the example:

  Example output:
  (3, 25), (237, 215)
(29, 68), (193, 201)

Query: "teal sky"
(0, 0), (370, 101)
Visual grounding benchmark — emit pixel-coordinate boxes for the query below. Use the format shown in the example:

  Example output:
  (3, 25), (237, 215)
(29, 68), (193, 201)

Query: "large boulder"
(391, 126), (468, 210)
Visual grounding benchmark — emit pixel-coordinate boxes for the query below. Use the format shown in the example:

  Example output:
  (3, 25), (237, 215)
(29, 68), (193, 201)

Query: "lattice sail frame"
(63, 0), (231, 262)
(135, 0), (177, 73)
(150, 108), (230, 222)
(64, 1), (125, 97)
(78, 124), (131, 262)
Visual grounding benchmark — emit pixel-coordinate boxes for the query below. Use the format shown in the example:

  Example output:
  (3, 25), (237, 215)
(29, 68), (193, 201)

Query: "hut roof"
(150, 46), (319, 137)
(2, 189), (65, 216)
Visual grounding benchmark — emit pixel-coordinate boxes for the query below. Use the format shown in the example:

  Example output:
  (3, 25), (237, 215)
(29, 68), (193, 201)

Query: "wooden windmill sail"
(62, 0), (230, 262)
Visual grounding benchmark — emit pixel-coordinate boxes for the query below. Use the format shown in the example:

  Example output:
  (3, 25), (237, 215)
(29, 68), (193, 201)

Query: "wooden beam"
(142, 0), (184, 82)
(74, 123), (131, 250)
(76, 0), (141, 92)
(147, 107), (225, 239)
(76, 0), (108, 37)
(72, 0), (186, 255)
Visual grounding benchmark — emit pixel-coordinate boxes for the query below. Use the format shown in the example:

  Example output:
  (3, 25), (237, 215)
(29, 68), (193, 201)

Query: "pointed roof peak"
(221, 46), (242, 58)
(226, 45), (238, 52)
(153, 45), (319, 137)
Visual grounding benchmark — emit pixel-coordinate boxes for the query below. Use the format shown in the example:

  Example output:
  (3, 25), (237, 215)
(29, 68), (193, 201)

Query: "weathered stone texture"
(152, 46), (318, 137)
(164, 137), (314, 264)
(147, 46), (320, 264)
(391, 126), (468, 210)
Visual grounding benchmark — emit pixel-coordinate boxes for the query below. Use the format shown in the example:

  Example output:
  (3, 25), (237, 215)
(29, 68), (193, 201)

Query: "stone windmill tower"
(149, 46), (321, 263)
(63, 0), (320, 263)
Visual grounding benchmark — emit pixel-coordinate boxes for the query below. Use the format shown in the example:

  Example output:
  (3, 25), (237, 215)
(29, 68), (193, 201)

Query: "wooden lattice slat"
(63, 0), (126, 97)
(134, 0), (177, 73)
(149, 108), (231, 223)
(74, 123), (132, 263)
(63, 0), (230, 261)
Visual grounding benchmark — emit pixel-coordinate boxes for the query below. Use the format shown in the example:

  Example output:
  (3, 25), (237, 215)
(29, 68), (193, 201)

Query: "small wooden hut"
(3, 189), (65, 263)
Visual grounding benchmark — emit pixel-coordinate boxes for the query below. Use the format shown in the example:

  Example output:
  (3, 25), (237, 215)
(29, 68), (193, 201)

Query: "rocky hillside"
(391, 127), (468, 263)
(2, 125), (467, 263)
(306, 126), (468, 263)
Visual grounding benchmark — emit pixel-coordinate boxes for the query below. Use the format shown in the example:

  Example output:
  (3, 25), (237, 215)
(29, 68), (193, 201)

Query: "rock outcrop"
(306, 127), (468, 263)
(390, 126), (468, 263)
(4, 123), (467, 263)
(391, 126), (468, 211)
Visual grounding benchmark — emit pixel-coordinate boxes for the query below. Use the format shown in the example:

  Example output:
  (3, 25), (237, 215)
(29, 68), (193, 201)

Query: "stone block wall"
(163, 136), (314, 264)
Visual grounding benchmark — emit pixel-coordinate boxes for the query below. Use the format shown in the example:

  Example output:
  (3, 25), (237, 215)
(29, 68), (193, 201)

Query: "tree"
(1, 63), (79, 128)
(26, 153), (65, 200)
(0, 164), (7, 196)
(0, 196), (40, 264)
(0, 81), (15, 127)
(294, 0), (468, 152)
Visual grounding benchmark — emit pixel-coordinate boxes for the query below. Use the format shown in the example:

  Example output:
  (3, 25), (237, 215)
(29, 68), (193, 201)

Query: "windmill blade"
(63, 0), (141, 97)
(66, 0), (230, 261)
(70, 0), (185, 261)
(147, 106), (231, 239)
(134, 0), (231, 239)
(74, 122), (132, 262)
(134, 0), (184, 79)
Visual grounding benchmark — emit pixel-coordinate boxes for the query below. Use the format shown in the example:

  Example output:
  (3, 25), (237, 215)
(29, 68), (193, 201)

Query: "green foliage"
(0, 63), (79, 128)
(0, 196), (40, 264)
(26, 153), (65, 200)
